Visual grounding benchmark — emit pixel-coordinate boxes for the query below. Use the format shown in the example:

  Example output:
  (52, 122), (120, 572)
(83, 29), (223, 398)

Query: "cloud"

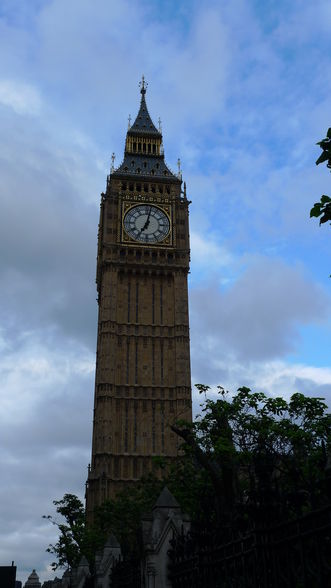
(0, 1), (331, 584)
(190, 231), (234, 283)
(0, 105), (101, 349)
(190, 257), (329, 363)
(0, 79), (42, 115)
(191, 359), (331, 417)
(0, 335), (93, 583)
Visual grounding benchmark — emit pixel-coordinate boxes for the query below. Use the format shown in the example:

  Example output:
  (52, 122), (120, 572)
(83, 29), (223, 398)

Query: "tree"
(94, 472), (165, 557)
(44, 388), (331, 568)
(173, 386), (331, 532)
(311, 127), (331, 225)
(43, 473), (166, 570)
(43, 494), (105, 571)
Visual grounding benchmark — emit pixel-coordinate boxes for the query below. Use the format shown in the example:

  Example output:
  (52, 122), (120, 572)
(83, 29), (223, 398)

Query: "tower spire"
(128, 75), (159, 134)
(139, 74), (148, 95)
(111, 79), (179, 182)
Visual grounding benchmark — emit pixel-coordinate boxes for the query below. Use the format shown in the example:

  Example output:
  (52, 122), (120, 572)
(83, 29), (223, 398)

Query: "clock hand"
(143, 207), (152, 230)
(140, 207), (152, 232)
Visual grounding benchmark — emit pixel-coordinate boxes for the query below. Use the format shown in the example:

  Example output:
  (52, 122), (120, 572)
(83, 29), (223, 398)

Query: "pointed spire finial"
(139, 74), (147, 95)
(158, 117), (162, 132)
(111, 152), (115, 173)
(177, 158), (182, 178)
(128, 114), (131, 129)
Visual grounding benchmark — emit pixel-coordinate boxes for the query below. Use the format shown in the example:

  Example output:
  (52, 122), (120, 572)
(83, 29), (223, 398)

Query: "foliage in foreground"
(174, 386), (331, 528)
(44, 387), (331, 570)
(43, 494), (105, 571)
(311, 127), (331, 225)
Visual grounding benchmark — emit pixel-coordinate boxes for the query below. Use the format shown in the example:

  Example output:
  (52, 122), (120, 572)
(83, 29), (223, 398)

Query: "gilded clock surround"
(86, 78), (191, 520)
(122, 201), (173, 246)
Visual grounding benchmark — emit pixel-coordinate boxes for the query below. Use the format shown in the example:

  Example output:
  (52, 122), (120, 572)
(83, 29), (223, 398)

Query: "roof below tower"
(153, 486), (180, 510)
(105, 533), (120, 548)
(113, 154), (178, 181)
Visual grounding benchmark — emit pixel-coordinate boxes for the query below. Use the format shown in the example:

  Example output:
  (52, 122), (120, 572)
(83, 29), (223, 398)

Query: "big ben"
(86, 78), (192, 518)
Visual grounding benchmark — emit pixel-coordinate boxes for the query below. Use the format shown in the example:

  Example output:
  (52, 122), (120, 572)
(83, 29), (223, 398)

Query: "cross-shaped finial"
(139, 74), (147, 95)
(111, 152), (115, 172)
(128, 114), (131, 129)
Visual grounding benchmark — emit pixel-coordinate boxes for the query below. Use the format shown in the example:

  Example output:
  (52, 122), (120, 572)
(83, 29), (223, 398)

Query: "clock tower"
(86, 79), (192, 518)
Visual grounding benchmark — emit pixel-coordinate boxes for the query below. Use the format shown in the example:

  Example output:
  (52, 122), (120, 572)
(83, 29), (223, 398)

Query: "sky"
(0, 0), (330, 584)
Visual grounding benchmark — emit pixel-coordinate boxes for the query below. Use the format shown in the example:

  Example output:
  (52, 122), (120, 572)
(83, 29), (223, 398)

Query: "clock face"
(123, 204), (170, 243)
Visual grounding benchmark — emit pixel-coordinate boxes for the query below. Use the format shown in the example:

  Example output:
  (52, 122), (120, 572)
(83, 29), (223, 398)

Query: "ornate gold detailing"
(125, 134), (162, 155)
(121, 200), (173, 247)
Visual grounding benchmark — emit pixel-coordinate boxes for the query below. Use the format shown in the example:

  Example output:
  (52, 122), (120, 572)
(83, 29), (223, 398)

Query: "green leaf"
(315, 151), (329, 166)
(310, 204), (322, 218)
